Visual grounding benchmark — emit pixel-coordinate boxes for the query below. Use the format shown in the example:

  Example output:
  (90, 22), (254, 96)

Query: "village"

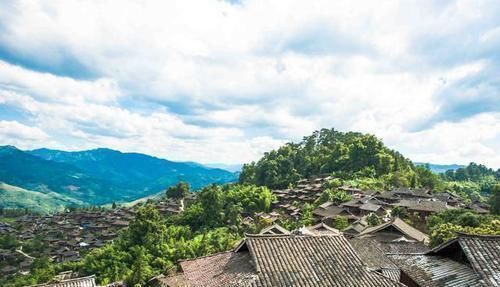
(1, 175), (497, 287)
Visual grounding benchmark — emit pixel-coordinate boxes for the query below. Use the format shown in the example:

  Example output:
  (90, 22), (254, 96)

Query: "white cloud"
(0, 120), (51, 148)
(0, 0), (499, 167)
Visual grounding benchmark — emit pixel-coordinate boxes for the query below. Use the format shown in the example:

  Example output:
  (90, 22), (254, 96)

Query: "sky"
(0, 0), (499, 168)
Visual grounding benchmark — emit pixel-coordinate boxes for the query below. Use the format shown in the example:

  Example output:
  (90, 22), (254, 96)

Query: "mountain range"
(414, 162), (465, 174)
(0, 145), (238, 211)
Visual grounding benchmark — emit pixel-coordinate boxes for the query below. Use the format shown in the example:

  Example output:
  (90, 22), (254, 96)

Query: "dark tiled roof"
(179, 251), (258, 287)
(429, 234), (500, 286)
(357, 218), (429, 243)
(29, 276), (96, 287)
(305, 222), (340, 235)
(459, 235), (500, 286)
(245, 234), (402, 286)
(359, 202), (383, 212)
(407, 200), (449, 213)
(380, 241), (430, 254)
(349, 238), (398, 270)
(259, 224), (290, 235)
(312, 205), (355, 218)
(388, 254), (483, 287)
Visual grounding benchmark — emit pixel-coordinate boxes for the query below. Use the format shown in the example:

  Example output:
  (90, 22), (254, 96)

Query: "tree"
(112, 202), (117, 209)
(166, 182), (190, 211)
(391, 206), (407, 219)
(300, 203), (314, 226)
(491, 184), (500, 215)
(333, 216), (349, 230)
(367, 213), (381, 226)
(126, 246), (153, 287)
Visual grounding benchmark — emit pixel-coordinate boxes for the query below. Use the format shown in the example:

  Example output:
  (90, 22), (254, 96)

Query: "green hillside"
(0, 182), (85, 213)
(0, 145), (238, 210)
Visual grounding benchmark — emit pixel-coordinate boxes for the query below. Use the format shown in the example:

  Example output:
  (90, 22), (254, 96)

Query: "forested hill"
(239, 128), (500, 201)
(239, 128), (417, 189)
(0, 146), (237, 208)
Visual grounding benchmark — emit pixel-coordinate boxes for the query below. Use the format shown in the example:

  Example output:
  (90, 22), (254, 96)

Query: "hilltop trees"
(166, 182), (190, 211)
(240, 128), (416, 189)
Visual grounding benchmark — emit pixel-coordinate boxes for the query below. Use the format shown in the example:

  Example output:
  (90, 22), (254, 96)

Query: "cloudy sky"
(0, 0), (499, 168)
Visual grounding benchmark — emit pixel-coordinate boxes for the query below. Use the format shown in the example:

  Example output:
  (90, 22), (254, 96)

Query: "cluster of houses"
(3, 175), (497, 287)
(270, 175), (491, 231)
(0, 198), (185, 278)
(149, 217), (499, 287)
(26, 217), (500, 287)
(0, 208), (136, 277)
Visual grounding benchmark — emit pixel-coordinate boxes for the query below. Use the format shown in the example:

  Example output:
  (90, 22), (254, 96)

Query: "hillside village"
(1, 174), (498, 287)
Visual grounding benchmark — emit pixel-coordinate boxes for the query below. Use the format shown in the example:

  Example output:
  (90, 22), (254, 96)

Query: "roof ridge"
(178, 250), (232, 263)
(28, 275), (95, 286)
(456, 232), (500, 239)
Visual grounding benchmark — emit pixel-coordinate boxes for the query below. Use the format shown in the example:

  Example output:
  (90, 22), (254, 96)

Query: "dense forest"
(240, 128), (417, 189)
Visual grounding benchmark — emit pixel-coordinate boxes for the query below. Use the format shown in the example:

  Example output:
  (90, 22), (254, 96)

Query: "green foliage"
(428, 209), (500, 246)
(0, 233), (18, 249)
(178, 184), (274, 230)
(0, 182), (84, 214)
(366, 213), (382, 226)
(0, 146), (237, 210)
(315, 188), (352, 206)
(427, 209), (496, 231)
(75, 204), (241, 286)
(32, 184), (271, 286)
(333, 216), (349, 230)
(442, 162), (499, 182)
(239, 128), (416, 189)
(367, 213), (381, 226)
(300, 203), (314, 226)
(430, 220), (500, 246)
(166, 182), (190, 200)
(415, 165), (444, 190)
(0, 256), (56, 287)
(391, 206), (407, 219)
(490, 184), (500, 215)
(343, 177), (387, 191)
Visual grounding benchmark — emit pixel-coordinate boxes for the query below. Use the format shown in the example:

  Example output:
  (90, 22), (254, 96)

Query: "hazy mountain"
(414, 162), (465, 174)
(203, 163), (243, 172)
(0, 146), (238, 209)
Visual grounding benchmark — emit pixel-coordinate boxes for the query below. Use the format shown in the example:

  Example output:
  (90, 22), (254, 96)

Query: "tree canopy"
(240, 128), (417, 189)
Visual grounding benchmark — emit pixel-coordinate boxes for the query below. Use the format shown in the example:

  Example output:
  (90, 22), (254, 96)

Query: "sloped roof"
(29, 276), (96, 287)
(244, 234), (403, 287)
(357, 217), (429, 243)
(359, 202), (383, 212)
(305, 222), (341, 235)
(349, 238), (398, 270)
(179, 251), (258, 287)
(428, 233), (500, 287)
(407, 200), (449, 213)
(312, 205), (356, 219)
(258, 224), (290, 235)
(388, 254), (483, 287)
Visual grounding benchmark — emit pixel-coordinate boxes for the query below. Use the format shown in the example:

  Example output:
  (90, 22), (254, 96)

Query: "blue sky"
(0, 0), (499, 168)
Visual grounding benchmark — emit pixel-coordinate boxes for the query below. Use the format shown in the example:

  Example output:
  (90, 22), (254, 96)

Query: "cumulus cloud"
(0, 0), (499, 167)
(0, 120), (51, 149)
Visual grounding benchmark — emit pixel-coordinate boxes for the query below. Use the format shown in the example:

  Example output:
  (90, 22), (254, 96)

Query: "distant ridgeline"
(0, 146), (237, 211)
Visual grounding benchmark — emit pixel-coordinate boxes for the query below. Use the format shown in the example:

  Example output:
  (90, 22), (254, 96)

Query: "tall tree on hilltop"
(166, 181), (190, 210)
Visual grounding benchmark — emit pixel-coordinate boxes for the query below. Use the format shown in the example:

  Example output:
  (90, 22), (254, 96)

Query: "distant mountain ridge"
(0, 146), (238, 210)
(414, 162), (465, 174)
